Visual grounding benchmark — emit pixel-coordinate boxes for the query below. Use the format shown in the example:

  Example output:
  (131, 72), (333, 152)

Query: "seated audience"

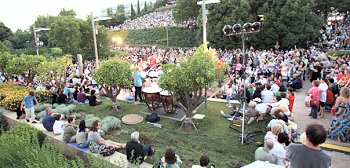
(255, 139), (274, 161)
(286, 124), (331, 168)
(261, 84), (274, 103)
(63, 116), (77, 143)
(126, 131), (154, 164)
(268, 133), (289, 165)
(289, 74), (302, 90)
(57, 90), (68, 104)
(77, 87), (87, 103)
(160, 149), (183, 168)
(76, 120), (90, 148)
(42, 107), (63, 132)
(265, 124), (283, 142)
(89, 90), (102, 106)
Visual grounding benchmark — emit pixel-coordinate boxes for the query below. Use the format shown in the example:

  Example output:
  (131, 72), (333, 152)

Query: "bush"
(0, 124), (115, 168)
(34, 103), (52, 112)
(110, 27), (199, 47)
(328, 50), (350, 57)
(85, 114), (101, 127)
(0, 83), (51, 111)
(100, 116), (122, 132)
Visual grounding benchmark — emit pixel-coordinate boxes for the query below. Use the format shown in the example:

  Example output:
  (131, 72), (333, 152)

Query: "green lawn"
(76, 99), (268, 167)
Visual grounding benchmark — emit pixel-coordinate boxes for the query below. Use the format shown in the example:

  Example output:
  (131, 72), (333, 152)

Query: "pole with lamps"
(222, 21), (262, 145)
(91, 12), (111, 67)
(33, 26), (50, 56)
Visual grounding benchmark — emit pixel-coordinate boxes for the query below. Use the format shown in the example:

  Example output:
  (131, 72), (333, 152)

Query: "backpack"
(146, 113), (160, 123)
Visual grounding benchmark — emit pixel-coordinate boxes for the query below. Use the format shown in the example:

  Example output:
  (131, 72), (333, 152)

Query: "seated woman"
(57, 90), (68, 104)
(89, 90), (102, 106)
(63, 116), (77, 143)
(77, 87), (87, 103)
(255, 139), (274, 162)
(160, 149), (183, 168)
(88, 120), (125, 152)
(265, 124), (283, 142)
(53, 114), (65, 135)
(220, 101), (259, 124)
(76, 120), (90, 148)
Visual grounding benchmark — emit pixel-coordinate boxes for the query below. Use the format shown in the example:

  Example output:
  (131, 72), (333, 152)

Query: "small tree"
(36, 55), (72, 86)
(160, 44), (228, 118)
(137, 0), (141, 15)
(92, 59), (132, 110)
(131, 4), (136, 20)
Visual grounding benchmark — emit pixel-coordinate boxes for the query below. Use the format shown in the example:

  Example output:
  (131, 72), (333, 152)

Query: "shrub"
(37, 110), (47, 121)
(85, 114), (101, 127)
(0, 124), (113, 167)
(34, 103), (52, 112)
(0, 83), (51, 111)
(100, 116), (122, 132)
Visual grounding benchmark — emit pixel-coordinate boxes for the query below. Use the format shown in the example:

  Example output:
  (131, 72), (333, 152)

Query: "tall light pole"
(33, 26), (50, 56)
(91, 12), (111, 66)
(161, 22), (169, 46)
(197, 0), (220, 48)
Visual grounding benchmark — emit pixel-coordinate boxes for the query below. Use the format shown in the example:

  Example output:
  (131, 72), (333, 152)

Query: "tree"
(32, 15), (57, 47)
(10, 29), (33, 49)
(49, 16), (82, 55)
(5, 54), (46, 83)
(259, 0), (322, 49)
(143, 1), (148, 14)
(0, 21), (12, 42)
(131, 4), (136, 20)
(92, 59), (132, 110)
(160, 44), (228, 118)
(137, 0), (141, 15)
(0, 41), (10, 53)
(36, 55), (72, 86)
(0, 52), (12, 73)
(59, 8), (76, 17)
(204, 0), (253, 49)
(153, 0), (166, 10)
(173, 0), (200, 22)
(79, 18), (110, 60)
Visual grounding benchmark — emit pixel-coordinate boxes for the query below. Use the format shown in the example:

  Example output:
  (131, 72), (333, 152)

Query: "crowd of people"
(320, 20), (350, 49)
(110, 10), (197, 30)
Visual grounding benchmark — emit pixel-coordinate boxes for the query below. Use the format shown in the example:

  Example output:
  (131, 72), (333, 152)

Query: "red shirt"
(288, 94), (295, 112)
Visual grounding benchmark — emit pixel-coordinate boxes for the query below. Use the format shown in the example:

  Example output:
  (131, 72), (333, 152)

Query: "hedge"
(0, 82), (52, 111)
(328, 50), (350, 57)
(110, 27), (199, 47)
(0, 124), (113, 168)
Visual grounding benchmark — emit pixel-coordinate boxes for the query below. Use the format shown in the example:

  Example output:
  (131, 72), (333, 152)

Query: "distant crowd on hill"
(109, 10), (197, 30)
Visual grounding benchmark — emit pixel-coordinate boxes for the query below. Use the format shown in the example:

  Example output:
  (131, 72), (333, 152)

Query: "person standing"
(286, 123), (331, 168)
(22, 91), (39, 123)
(133, 67), (143, 103)
(307, 80), (320, 119)
(318, 78), (328, 118)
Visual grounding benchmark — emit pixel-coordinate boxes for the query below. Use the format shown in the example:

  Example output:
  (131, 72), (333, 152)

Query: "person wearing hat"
(126, 131), (154, 164)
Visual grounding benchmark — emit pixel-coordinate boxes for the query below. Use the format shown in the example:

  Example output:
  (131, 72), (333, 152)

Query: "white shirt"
(271, 84), (280, 94)
(318, 82), (328, 102)
(255, 103), (268, 114)
(53, 120), (65, 134)
(261, 90), (274, 103)
(269, 142), (286, 165)
(264, 131), (277, 142)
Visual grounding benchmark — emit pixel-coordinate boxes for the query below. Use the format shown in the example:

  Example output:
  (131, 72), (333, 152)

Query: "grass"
(75, 99), (268, 167)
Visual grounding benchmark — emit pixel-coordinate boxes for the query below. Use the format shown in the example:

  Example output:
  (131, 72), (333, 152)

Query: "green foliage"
(0, 52), (12, 73)
(160, 44), (228, 116)
(0, 21), (12, 41)
(328, 50), (350, 57)
(314, 0), (350, 21)
(173, 0), (200, 22)
(92, 59), (132, 105)
(9, 29), (33, 50)
(32, 15), (57, 47)
(80, 18), (110, 60)
(125, 27), (198, 47)
(131, 4), (137, 20)
(5, 54), (46, 75)
(85, 114), (101, 127)
(49, 16), (82, 55)
(0, 41), (10, 53)
(100, 116), (122, 132)
(36, 55), (72, 84)
(59, 8), (77, 17)
(50, 47), (63, 57)
(34, 103), (52, 112)
(137, 0), (141, 15)
(153, 0), (167, 10)
(52, 104), (76, 117)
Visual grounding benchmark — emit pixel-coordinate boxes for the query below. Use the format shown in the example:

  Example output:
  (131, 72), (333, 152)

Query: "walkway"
(293, 81), (349, 168)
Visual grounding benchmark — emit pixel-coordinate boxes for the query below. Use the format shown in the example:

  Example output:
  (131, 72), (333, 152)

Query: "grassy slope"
(76, 99), (268, 167)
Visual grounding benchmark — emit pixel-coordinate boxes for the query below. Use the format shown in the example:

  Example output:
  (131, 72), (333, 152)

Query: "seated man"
(42, 107), (64, 132)
(289, 74), (302, 90)
(261, 84), (274, 103)
(126, 131), (154, 164)
(192, 155), (210, 168)
(255, 139), (274, 162)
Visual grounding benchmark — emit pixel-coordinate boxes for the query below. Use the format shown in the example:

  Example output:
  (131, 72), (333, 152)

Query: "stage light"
(243, 23), (252, 31)
(233, 24), (241, 33)
(252, 22), (261, 31)
(223, 25), (233, 35)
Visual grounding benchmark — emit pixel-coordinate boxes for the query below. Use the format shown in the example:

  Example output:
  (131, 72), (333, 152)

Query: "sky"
(0, 0), (156, 31)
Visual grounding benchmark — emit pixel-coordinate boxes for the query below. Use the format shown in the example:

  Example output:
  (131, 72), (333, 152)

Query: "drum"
(160, 90), (176, 113)
(143, 87), (162, 110)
